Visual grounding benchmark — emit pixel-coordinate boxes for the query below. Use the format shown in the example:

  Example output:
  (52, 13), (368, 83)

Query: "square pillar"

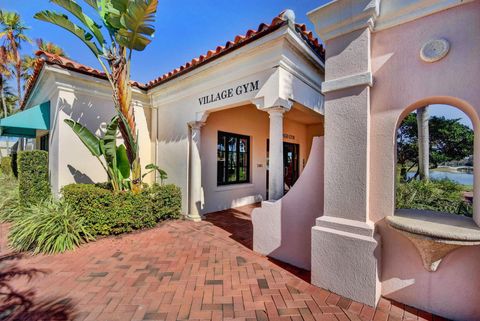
(311, 27), (381, 307)
(187, 121), (204, 221)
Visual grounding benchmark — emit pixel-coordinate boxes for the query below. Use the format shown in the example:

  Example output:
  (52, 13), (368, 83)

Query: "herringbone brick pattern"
(0, 205), (448, 321)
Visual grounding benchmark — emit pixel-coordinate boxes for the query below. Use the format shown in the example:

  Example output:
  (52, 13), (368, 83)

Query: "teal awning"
(0, 102), (50, 138)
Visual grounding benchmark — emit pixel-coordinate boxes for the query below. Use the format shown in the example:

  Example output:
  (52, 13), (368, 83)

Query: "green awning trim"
(0, 102), (50, 138)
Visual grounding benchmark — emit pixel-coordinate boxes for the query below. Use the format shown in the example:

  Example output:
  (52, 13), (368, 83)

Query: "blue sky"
(2, 0), (326, 83)
(0, 0), (472, 128)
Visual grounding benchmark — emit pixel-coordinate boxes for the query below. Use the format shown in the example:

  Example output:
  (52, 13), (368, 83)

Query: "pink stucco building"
(306, 1), (480, 319)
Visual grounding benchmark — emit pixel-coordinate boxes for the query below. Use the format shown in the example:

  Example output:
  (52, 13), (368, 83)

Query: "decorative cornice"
(374, 0), (475, 32)
(251, 97), (293, 112)
(321, 71), (373, 94)
(308, 0), (474, 42)
(307, 0), (379, 42)
(188, 121), (206, 129)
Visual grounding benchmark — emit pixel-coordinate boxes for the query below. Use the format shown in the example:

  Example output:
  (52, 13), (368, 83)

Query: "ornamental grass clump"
(0, 174), (21, 222)
(396, 178), (473, 217)
(8, 198), (94, 254)
(0, 156), (12, 176)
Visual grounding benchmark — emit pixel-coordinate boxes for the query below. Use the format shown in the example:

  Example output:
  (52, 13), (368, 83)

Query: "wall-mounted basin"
(386, 209), (480, 272)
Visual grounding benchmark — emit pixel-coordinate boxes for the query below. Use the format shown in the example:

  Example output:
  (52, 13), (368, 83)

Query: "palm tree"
(0, 78), (16, 118)
(0, 46), (13, 118)
(36, 39), (67, 57)
(22, 39), (68, 83)
(416, 106), (430, 181)
(35, 0), (159, 192)
(0, 11), (31, 107)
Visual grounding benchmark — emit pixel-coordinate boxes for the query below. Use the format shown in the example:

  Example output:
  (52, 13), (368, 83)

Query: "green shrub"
(8, 198), (93, 254)
(396, 178), (473, 217)
(61, 183), (181, 237)
(17, 151), (50, 205)
(0, 156), (12, 176)
(146, 184), (182, 220)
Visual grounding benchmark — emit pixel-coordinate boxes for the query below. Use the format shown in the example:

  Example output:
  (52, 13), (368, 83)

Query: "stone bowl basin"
(386, 209), (480, 272)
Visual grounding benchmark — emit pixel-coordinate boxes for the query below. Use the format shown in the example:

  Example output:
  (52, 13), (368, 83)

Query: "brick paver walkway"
(0, 205), (448, 321)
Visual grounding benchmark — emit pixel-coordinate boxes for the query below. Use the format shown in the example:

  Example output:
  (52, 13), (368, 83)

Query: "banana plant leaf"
(64, 119), (102, 156)
(82, 0), (98, 9)
(34, 10), (103, 56)
(102, 116), (120, 171)
(50, 0), (105, 46)
(116, 144), (130, 179)
(115, 0), (158, 51)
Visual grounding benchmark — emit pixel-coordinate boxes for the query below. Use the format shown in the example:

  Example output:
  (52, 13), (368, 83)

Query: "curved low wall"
(252, 136), (324, 270)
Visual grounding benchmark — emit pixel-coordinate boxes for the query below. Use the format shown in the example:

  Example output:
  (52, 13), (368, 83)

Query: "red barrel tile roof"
(21, 10), (324, 109)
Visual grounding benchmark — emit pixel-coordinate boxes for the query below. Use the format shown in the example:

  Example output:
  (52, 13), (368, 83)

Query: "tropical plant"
(0, 11), (31, 106)
(8, 197), (94, 254)
(143, 163), (167, 185)
(35, 0), (159, 193)
(64, 116), (131, 191)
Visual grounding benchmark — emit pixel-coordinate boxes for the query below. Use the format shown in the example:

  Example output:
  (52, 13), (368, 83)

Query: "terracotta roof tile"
(21, 10), (324, 109)
(146, 10), (324, 89)
(20, 51), (147, 109)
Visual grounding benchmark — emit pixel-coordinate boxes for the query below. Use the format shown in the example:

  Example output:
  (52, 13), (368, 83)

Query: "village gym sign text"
(198, 80), (259, 106)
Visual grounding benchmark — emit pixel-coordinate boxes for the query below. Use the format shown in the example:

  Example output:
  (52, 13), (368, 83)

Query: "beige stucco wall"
(153, 25), (324, 215)
(201, 104), (322, 214)
(42, 69), (154, 194)
(369, 2), (480, 319)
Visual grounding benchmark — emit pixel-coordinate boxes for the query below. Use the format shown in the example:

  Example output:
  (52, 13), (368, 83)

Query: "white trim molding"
(321, 71), (373, 94)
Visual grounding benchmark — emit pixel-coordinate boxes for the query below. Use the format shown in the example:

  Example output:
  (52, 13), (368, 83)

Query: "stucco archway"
(391, 96), (480, 224)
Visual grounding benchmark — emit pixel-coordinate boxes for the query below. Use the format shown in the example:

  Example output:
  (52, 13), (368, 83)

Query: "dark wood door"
(283, 142), (299, 191)
(266, 140), (300, 197)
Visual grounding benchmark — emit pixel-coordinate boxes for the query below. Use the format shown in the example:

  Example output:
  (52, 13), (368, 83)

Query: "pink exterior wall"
(253, 137), (324, 270)
(370, 2), (480, 319)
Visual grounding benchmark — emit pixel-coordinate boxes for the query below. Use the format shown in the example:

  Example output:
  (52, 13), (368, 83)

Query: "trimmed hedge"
(0, 156), (12, 176)
(146, 184), (182, 220)
(17, 151), (50, 205)
(61, 184), (182, 236)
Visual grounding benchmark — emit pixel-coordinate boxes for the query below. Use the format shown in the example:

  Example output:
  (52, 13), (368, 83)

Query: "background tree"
(22, 39), (68, 82)
(416, 106), (430, 180)
(0, 46), (13, 117)
(397, 112), (474, 180)
(0, 11), (31, 106)
(35, 0), (159, 192)
(0, 79), (16, 118)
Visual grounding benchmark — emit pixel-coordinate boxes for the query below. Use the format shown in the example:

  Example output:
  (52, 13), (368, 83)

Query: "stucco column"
(309, 26), (381, 307)
(268, 107), (287, 200)
(187, 121), (204, 222)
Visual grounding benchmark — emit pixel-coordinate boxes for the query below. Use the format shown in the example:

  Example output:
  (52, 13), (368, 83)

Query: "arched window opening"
(396, 104), (474, 217)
